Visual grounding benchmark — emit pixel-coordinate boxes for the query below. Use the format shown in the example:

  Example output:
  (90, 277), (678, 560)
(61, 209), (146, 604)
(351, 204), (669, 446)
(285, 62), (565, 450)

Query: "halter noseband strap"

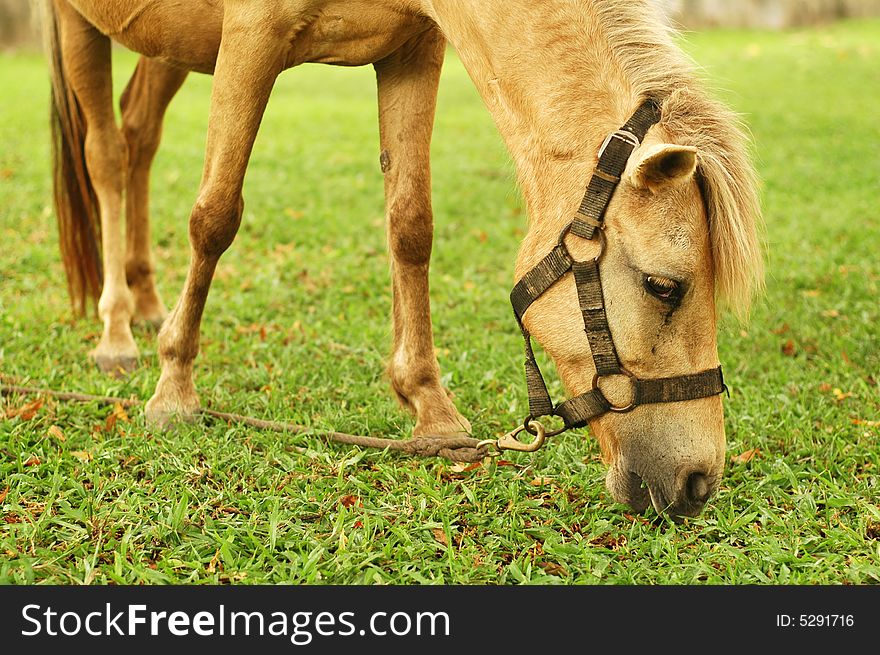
(510, 99), (725, 435)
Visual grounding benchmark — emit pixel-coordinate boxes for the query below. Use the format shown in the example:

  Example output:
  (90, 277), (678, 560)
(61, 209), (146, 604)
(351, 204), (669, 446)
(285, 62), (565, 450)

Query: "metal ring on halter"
(592, 366), (638, 413)
(557, 221), (606, 262)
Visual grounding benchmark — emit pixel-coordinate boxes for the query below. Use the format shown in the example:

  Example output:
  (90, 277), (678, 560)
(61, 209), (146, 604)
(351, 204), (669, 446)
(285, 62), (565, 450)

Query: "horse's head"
(515, 103), (761, 519)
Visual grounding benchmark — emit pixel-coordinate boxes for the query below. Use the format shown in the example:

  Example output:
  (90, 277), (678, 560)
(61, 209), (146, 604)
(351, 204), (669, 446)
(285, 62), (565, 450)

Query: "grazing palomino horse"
(41, 0), (762, 517)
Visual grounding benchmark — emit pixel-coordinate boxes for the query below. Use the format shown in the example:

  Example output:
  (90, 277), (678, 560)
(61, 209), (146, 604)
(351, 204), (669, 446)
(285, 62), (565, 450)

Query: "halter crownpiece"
(507, 98), (725, 441)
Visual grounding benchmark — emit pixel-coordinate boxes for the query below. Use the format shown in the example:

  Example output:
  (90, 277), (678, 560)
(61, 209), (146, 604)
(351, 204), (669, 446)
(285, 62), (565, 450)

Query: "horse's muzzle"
(607, 463), (718, 519)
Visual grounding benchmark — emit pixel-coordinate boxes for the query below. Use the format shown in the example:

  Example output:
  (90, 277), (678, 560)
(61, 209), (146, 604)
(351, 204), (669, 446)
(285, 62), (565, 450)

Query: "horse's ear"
(628, 144), (697, 192)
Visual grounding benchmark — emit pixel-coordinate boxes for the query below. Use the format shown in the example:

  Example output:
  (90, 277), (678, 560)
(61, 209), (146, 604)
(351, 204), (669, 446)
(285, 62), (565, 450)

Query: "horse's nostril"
(686, 472), (712, 505)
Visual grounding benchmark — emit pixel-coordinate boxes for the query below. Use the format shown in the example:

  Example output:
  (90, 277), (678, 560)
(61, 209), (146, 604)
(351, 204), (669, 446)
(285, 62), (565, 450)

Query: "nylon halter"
(509, 99), (725, 438)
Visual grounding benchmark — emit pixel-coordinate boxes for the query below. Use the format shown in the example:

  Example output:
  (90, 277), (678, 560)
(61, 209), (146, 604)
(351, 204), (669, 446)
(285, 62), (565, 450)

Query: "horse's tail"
(40, 0), (102, 316)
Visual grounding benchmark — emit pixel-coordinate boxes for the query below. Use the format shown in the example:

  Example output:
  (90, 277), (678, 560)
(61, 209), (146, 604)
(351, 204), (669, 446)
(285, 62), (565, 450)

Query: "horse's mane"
(593, 0), (765, 317)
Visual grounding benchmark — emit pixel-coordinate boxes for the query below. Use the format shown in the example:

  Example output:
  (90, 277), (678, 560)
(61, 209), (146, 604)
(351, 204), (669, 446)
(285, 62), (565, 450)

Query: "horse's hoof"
(144, 395), (200, 430)
(91, 352), (139, 377)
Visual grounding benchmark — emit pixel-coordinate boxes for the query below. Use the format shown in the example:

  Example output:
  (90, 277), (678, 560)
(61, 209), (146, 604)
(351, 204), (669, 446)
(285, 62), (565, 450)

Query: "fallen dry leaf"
(0, 486), (8, 503)
(781, 340), (797, 357)
(23, 456), (41, 467)
(207, 549), (221, 574)
(771, 323), (790, 335)
(432, 528), (448, 547)
(822, 309), (840, 318)
(339, 495), (358, 508)
(730, 448), (761, 464)
(6, 398), (44, 420)
(818, 382), (833, 393)
(852, 418), (880, 427)
(590, 533), (628, 549)
(450, 461), (482, 474)
(833, 388), (853, 402)
(71, 450), (93, 462)
(530, 476), (554, 487)
(113, 402), (129, 422)
(538, 561), (568, 577)
(48, 425), (65, 442)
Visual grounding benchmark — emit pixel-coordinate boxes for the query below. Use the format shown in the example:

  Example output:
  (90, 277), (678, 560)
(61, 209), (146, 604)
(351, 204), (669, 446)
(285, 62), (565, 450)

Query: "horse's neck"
(425, 0), (648, 265)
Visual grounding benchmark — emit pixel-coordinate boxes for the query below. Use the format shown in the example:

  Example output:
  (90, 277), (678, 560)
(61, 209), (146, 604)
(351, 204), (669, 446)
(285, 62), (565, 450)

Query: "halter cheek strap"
(509, 99), (725, 435)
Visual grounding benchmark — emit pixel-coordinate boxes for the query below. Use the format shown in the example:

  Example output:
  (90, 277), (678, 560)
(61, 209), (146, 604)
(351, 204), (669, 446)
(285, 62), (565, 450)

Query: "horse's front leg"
(144, 5), (285, 426)
(121, 57), (188, 328)
(375, 28), (472, 437)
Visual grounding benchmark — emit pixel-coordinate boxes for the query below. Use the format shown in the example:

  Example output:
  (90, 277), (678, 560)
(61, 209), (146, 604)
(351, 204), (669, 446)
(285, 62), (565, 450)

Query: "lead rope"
(0, 384), (489, 463)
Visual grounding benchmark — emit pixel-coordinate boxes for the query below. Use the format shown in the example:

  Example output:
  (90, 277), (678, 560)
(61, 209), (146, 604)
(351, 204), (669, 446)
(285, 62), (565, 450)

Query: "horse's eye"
(644, 275), (680, 301)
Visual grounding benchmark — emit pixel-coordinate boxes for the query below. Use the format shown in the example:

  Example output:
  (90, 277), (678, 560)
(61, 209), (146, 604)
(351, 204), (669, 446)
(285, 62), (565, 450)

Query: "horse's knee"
(388, 200), (433, 267)
(188, 194), (243, 258)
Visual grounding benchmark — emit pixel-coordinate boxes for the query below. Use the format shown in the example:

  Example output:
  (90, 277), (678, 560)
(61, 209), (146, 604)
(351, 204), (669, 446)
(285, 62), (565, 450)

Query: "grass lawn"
(0, 19), (878, 585)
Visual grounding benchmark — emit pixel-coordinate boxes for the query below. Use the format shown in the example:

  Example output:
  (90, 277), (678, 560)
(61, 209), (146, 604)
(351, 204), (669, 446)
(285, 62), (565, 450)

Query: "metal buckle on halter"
(598, 129), (641, 159)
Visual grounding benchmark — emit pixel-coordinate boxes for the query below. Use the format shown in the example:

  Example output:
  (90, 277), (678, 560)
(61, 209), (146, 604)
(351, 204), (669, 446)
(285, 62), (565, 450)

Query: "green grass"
(1, 19), (878, 585)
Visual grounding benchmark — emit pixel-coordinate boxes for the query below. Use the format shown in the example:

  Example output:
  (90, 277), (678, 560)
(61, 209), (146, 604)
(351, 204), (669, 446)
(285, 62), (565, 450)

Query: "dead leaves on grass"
(338, 495), (359, 508)
(3, 394), (131, 437)
(537, 561), (568, 577)
(4, 397), (43, 420)
(103, 402), (130, 434)
(589, 533), (628, 551)
(730, 448), (762, 464)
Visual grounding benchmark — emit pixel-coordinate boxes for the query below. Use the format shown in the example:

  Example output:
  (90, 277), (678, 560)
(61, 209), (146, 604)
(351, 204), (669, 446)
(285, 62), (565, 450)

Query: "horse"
(39, 0), (763, 518)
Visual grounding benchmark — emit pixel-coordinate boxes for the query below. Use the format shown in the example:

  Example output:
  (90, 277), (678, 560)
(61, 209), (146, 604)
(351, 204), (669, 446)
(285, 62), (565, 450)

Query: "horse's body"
(61, 0), (436, 72)
(41, 0), (763, 517)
